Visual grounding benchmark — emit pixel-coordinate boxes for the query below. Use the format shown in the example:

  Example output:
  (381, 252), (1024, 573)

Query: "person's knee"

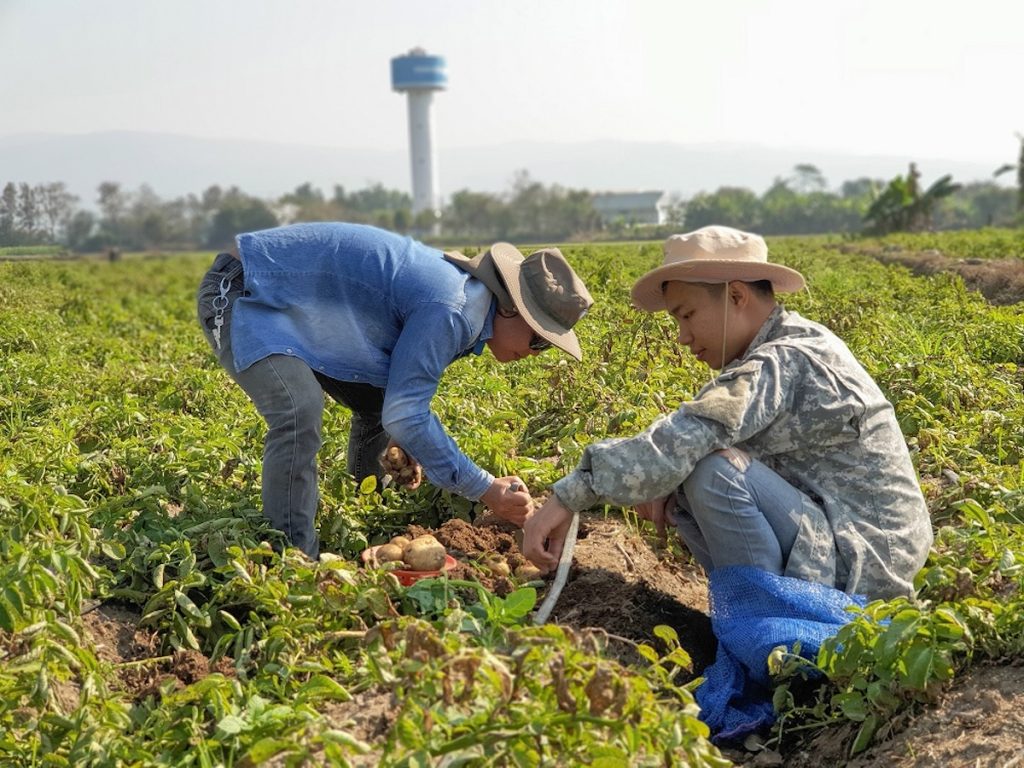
(258, 379), (324, 443)
(289, 385), (325, 432)
(682, 449), (750, 506)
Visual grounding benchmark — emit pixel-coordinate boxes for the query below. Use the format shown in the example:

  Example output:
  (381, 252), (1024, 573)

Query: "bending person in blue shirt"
(197, 222), (593, 559)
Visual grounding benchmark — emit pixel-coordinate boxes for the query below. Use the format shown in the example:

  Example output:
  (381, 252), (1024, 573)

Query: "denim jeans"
(671, 449), (825, 576)
(197, 253), (389, 558)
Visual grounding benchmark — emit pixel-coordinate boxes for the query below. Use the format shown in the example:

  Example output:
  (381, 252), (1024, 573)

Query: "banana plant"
(993, 132), (1024, 212)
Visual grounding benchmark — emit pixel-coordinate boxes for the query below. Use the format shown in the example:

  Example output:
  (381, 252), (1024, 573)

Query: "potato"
(483, 556), (511, 577)
(483, 561), (507, 577)
(515, 563), (543, 580)
(375, 543), (405, 563)
(389, 535), (411, 551)
(402, 535), (447, 571)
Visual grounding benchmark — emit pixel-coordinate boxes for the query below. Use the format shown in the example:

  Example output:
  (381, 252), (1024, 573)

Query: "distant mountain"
(0, 131), (1005, 206)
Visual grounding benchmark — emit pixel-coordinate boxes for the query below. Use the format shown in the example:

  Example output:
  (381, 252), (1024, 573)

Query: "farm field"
(1, 230), (1023, 766)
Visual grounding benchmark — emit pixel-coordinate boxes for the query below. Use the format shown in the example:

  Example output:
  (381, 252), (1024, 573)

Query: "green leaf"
(636, 644), (659, 663)
(653, 625), (679, 647)
(902, 643), (935, 690)
(592, 755), (630, 768)
(833, 691), (868, 722)
(3, 586), (25, 619)
(174, 590), (207, 622)
(502, 587), (537, 619)
(875, 611), (921, 667)
(850, 712), (879, 755)
(244, 737), (293, 763)
(297, 674), (350, 703)
(215, 714), (247, 737)
(0, 601), (15, 632)
(359, 475), (378, 494)
(100, 541), (126, 561)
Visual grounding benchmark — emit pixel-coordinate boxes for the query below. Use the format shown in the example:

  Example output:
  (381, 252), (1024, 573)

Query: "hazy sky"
(2, 0), (1022, 164)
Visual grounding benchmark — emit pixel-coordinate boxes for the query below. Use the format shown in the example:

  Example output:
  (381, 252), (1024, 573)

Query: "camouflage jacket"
(553, 306), (933, 600)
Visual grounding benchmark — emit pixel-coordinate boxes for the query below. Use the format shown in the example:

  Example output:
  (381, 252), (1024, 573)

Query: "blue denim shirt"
(231, 223), (496, 500)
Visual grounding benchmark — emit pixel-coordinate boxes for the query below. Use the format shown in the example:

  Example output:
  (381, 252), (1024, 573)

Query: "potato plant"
(0, 232), (1022, 764)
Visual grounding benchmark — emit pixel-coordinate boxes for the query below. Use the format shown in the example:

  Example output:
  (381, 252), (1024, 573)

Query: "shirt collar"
(723, 305), (786, 372)
(470, 298), (497, 356)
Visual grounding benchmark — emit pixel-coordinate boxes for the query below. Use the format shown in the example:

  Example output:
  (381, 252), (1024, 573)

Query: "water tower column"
(406, 89), (438, 220)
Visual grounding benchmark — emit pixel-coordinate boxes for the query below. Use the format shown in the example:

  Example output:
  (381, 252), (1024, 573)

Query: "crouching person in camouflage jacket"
(523, 225), (933, 600)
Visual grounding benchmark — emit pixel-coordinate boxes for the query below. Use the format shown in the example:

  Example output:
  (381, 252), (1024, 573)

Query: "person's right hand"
(633, 492), (675, 543)
(480, 476), (534, 526)
(379, 442), (423, 490)
(522, 495), (575, 573)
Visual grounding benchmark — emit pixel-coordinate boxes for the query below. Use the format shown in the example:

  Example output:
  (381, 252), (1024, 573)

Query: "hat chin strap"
(718, 283), (729, 379)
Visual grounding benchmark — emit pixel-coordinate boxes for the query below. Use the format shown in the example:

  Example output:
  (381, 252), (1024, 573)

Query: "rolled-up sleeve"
(554, 357), (789, 512)
(381, 303), (493, 500)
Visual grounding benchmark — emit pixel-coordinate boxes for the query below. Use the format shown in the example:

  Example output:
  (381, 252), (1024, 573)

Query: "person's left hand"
(633, 492), (675, 544)
(522, 495), (575, 573)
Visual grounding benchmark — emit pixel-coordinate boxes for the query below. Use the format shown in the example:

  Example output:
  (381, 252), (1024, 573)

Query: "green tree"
(0, 183), (17, 245)
(684, 187), (761, 230)
(16, 183), (41, 240)
(38, 182), (78, 242)
(97, 181), (127, 247)
(993, 132), (1024, 213)
(206, 188), (278, 248)
(65, 210), (98, 251)
(280, 182), (336, 222)
(446, 189), (502, 237)
(840, 177), (882, 200)
(791, 163), (827, 194)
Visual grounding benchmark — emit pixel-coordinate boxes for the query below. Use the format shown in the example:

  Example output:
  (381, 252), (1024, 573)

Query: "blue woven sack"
(696, 566), (867, 743)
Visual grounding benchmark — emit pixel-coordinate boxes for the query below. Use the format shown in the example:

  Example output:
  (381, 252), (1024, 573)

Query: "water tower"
(390, 48), (447, 229)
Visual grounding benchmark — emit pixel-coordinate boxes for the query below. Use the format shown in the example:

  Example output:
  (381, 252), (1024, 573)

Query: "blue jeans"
(671, 449), (824, 576)
(197, 254), (390, 558)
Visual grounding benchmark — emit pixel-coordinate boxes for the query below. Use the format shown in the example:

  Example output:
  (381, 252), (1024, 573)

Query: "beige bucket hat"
(631, 225), (805, 312)
(444, 243), (593, 360)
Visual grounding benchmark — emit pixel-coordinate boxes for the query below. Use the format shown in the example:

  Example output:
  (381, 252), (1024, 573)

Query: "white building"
(592, 191), (673, 225)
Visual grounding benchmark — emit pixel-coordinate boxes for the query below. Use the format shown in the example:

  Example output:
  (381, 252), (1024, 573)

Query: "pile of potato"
(379, 445), (422, 488)
(371, 529), (545, 582)
(375, 533), (447, 572)
(481, 553), (542, 581)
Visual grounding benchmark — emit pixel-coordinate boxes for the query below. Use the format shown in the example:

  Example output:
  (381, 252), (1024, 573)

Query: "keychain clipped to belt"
(211, 270), (239, 351)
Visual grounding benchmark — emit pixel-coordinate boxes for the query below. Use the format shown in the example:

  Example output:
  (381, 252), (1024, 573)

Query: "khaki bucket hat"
(444, 243), (593, 360)
(631, 225), (805, 312)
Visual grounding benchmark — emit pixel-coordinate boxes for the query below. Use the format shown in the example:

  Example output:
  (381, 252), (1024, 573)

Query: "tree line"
(2, 157), (1022, 252)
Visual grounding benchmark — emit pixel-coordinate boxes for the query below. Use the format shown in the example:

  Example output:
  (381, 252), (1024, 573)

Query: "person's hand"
(480, 476), (534, 526)
(633, 492), (675, 544)
(379, 442), (423, 490)
(522, 495), (574, 573)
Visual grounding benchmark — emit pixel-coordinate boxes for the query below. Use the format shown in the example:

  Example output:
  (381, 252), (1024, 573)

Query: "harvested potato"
(483, 556), (511, 577)
(402, 534), (447, 571)
(379, 445), (423, 488)
(375, 543), (404, 563)
(515, 563), (543, 580)
(389, 535), (411, 551)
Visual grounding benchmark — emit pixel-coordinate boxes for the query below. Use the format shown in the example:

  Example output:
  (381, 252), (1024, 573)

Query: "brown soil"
(842, 244), (1024, 305)
(81, 603), (234, 701)
(410, 514), (1024, 766)
(80, 514), (1024, 765)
